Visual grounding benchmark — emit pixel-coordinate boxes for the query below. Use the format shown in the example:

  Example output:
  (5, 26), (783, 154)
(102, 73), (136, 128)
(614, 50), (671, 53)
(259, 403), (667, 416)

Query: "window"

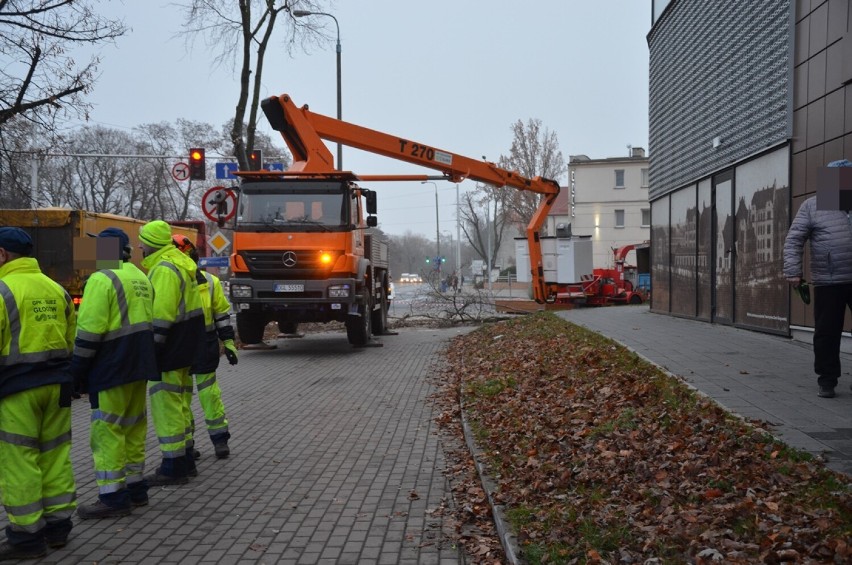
(640, 168), (649, 188)
(614, 169), (625, 188)
(615, 209), (625, 228)
(641, 208), (651, 227)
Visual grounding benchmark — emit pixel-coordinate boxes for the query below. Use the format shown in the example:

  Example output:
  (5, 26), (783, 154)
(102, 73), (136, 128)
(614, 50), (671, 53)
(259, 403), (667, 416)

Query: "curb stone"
(459, 396), (522, 565)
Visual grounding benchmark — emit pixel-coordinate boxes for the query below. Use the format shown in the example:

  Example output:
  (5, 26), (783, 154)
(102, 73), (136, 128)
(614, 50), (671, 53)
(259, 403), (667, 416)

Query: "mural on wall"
(733, 149), (790, 333)
(670, 186), (696, 317)
(650, 197), (670, 313)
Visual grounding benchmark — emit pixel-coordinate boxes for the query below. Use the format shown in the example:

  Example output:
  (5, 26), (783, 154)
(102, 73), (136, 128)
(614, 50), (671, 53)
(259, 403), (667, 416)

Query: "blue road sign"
(215, 162), (239, 180)
(217, 162), (284, 178)
(198, 256), (230, 268)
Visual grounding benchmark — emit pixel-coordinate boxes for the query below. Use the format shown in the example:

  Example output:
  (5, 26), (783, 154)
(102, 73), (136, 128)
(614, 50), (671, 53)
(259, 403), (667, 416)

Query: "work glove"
(793, 279), (811, 305)
(223, 339), (239, 365)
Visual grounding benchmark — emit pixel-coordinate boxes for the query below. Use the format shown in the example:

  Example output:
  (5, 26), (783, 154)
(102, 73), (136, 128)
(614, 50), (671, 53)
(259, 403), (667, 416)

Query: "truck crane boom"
(260, 93), (561, 303)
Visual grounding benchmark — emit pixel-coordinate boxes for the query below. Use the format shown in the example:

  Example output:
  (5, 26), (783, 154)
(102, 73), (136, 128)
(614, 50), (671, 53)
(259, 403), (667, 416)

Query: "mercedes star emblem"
(282, 251), (297, 267)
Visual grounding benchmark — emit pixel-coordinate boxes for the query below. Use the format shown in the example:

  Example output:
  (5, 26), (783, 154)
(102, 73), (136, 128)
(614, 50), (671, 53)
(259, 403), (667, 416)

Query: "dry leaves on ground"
(433, 312), (852, 564)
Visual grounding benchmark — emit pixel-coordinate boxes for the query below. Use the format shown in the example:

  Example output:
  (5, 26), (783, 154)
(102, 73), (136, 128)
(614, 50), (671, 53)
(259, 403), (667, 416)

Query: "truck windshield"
(236, 181), (348, 232)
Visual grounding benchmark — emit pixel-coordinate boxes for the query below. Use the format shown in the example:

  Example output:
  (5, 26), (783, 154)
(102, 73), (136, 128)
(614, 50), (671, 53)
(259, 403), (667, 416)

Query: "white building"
(548, 148), (650, 269)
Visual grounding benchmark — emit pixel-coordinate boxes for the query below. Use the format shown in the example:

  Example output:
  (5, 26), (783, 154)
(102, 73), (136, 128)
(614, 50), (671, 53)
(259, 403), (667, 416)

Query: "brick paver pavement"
(7, 327), (468, 564)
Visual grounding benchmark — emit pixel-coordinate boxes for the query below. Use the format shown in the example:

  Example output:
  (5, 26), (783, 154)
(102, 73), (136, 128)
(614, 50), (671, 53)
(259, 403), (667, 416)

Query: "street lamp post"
(421, 181), (440, 268)
(293, 10), (342, 170)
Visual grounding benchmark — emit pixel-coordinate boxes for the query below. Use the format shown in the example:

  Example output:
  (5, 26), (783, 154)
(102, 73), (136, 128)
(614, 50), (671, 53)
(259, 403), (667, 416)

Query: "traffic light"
(248, 149), (263, 170)
(425, 257), (431, 264)
(189, 148), (205, 180)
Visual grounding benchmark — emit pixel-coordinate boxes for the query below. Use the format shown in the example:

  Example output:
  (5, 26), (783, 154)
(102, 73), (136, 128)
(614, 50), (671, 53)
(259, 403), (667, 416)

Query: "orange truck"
(0, 209), (203, 306)
(216, 93), (561, 346)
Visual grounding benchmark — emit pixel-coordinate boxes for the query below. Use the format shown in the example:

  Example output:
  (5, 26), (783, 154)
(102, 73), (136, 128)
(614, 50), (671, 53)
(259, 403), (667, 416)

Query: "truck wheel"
(629, 293), (643, 305)
(237, 311), (266, 344)
(371, 275), (388, 336)
(346, 288), (373, 346)
(278, 321), (299, 334)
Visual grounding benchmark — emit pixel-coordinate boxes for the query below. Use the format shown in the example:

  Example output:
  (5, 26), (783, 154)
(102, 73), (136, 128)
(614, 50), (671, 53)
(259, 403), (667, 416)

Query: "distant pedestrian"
(138, 221), (205, 485)
(173, 235), (237, 460)
(451, 273), (459, 293)
(72, 228), (157, 519)
(783, 158), (852, 398)
(0, 227), (77, 558)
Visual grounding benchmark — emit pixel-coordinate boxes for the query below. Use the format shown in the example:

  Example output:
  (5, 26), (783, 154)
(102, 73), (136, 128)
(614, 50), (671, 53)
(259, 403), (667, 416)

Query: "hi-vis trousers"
(0, 385), (76, 534)
(192, 371), (229, 444)
(91, 381), (147, 495)
(149, 368), (193, 461)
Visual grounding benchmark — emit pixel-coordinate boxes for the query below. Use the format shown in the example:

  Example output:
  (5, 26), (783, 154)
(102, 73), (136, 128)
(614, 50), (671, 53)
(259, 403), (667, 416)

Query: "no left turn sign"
(172, 162), (190, 182)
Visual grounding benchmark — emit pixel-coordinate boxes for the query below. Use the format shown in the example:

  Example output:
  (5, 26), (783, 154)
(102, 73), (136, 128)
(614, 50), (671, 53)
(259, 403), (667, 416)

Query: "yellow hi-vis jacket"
(0, 257), (75, 400)
(71, 261), (159, 399)
(141, 245), (204, 373)
(191, 270), (235, 374)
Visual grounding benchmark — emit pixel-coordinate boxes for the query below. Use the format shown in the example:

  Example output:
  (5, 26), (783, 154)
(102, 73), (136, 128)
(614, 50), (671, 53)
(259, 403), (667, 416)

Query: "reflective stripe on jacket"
(141, 245), (204, 372)
(191, 270), (235, 374)
(0, 257), (75, 400)
(71, 261), (159, 396)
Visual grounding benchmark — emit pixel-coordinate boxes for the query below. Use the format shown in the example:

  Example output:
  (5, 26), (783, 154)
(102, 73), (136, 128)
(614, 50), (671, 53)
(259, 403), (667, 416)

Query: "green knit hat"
(139, 220), (173, 248)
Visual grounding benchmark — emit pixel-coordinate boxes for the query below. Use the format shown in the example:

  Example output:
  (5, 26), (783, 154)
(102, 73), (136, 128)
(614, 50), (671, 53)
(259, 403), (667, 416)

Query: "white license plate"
(274, 283), (304, 292)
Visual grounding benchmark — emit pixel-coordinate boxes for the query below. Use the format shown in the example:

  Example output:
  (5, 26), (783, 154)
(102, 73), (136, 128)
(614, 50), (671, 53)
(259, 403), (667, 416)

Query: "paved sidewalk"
(8, 327), (468, 564)
(557, 305), (852, 477)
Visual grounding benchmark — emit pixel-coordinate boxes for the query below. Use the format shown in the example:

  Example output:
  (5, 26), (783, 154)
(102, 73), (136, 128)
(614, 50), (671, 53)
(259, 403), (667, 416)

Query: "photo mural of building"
(647, 0), (849, 338)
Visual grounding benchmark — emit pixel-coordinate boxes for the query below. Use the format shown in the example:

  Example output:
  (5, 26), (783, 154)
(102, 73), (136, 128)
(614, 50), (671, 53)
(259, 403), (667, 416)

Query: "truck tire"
(237, 311), (266, 344)
(346, 287), (373, 346)
(371, 274), (388, 336)
(629, 293), (643, 305)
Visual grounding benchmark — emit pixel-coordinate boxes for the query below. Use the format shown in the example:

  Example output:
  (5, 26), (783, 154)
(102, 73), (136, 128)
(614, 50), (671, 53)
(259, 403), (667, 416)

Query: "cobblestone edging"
(459, 396), (522, 565)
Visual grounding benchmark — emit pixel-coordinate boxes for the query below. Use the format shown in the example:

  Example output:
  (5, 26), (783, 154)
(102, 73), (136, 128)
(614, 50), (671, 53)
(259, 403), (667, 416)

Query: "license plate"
(274, 283), (304, 292)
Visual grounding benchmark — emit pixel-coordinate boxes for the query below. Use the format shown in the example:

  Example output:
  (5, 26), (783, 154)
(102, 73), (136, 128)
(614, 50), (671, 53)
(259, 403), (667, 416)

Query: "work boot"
(818, 386), (836, 398)
(145, 457), (189, 486)
(44, 518), (72, 548)
(214, 441), (230, 459)
(192, 448), (202, 459)
(0, 541), (46, 561)
(76, 500), (131, 520)
(0, 527), (47, 561)
(145, 471), (189, 487)
(128, 481), (149, 507)
(186, 448), (198, 478)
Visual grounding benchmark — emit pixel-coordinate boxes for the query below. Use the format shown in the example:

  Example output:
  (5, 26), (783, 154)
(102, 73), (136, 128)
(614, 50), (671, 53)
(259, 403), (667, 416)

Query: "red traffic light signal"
(248, 149), (263, 171)
(189, 148), (206, 180)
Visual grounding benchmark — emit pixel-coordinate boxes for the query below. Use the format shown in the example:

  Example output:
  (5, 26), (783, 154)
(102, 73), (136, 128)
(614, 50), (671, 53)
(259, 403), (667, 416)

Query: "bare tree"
(0, 0), (127, 128)
(458, 185), (511, 267)
(498, 118), (565, 231)
(178, 0), (327, 171)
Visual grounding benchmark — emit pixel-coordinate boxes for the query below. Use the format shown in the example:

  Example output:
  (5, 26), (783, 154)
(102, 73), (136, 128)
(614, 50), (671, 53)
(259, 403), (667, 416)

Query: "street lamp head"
(292, 10), (314, 17)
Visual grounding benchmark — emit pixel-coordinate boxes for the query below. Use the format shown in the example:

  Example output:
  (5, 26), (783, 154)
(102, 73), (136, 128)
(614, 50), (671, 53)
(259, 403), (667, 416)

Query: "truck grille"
(239, 250), (330, 280)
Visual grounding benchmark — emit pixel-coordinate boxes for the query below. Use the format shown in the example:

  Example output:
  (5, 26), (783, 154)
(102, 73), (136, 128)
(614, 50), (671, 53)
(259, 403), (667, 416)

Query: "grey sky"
(68, 0), (650, 237)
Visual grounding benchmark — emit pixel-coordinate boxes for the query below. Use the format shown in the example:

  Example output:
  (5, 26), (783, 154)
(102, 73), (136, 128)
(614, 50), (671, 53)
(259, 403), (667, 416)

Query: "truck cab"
(227, 175), (390, 346)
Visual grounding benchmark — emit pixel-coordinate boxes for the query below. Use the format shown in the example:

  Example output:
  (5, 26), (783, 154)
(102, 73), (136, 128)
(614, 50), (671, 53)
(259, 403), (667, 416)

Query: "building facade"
(549, 148), (650, 269)
(647, 0), (850, 337)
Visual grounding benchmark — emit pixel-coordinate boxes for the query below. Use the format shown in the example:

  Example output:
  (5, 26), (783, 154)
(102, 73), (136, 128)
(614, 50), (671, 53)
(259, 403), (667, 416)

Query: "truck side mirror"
(366, 215), (377, 227)
(364, 190), (377, 215)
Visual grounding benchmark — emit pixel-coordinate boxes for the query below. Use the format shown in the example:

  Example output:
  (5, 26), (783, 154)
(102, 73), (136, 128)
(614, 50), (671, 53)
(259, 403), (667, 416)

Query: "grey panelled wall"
(647, 0), (792, 200)
(790, 0), (852, 331)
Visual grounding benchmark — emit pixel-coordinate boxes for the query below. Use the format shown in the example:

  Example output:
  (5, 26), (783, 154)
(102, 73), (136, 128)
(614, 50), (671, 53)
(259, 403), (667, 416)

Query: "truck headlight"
(231, 284), (253, 298)
(328, 284), (350, 298)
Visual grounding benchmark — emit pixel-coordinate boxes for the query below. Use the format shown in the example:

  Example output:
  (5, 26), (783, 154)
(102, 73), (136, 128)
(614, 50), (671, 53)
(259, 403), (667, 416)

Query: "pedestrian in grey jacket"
(783, 159), (852, 398)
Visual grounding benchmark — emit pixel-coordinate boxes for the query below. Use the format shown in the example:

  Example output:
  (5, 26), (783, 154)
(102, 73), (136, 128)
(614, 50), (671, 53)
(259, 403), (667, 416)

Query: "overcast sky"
(66, 0), (650, 238)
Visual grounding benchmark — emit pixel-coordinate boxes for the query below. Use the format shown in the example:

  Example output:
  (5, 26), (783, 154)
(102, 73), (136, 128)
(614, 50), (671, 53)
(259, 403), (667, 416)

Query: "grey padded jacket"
(783, 196), (852, 285)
